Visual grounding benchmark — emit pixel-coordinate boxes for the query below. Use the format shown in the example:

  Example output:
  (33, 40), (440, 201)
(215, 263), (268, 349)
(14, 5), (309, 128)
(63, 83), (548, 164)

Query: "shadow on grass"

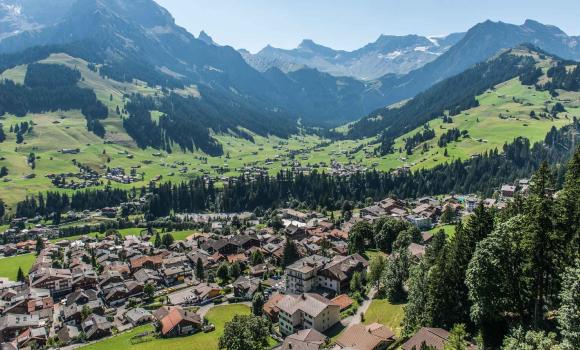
(325, 322), (346, 341)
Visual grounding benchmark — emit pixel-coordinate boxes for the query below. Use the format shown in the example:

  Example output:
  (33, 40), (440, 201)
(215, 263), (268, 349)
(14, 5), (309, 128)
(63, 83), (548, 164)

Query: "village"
(0, 176), (531, 350)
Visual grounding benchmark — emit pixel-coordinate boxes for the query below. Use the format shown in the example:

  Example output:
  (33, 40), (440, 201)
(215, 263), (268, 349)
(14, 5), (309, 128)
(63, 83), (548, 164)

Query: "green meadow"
(78, 304), (275, 350)
(0, 254), (36, 281)
(0, 53), (577, 213)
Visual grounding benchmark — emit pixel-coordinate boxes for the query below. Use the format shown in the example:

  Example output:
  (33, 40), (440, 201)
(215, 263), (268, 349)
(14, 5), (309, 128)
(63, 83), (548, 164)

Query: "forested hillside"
(348, 46), (548, 142)
(0, 63), (108, 136)
(12, 121), (579, 217)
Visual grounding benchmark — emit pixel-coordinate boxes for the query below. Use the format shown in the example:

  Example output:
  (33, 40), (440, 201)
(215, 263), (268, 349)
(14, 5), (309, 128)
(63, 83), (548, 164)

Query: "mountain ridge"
(241, 32), (464, 80)
(0, 1), (579, 130)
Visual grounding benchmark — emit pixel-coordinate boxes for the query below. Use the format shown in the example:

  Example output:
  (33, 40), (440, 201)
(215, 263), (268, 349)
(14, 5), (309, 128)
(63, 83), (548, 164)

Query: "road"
(340, 287), (377, 327)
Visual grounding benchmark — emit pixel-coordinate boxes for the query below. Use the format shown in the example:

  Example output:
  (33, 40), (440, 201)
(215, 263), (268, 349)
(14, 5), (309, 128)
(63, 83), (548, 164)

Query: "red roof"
(331, 294), (354, 310)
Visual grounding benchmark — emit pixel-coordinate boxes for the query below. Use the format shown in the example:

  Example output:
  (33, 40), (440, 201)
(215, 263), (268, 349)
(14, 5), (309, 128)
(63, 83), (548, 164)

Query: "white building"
(277, 293), (340, 336)
(285, 255), (329, 294)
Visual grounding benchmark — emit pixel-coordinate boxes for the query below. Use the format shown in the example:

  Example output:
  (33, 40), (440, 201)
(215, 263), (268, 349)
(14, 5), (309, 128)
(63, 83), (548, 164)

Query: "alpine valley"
(0, 0), (578, 210)
(0, 2), (579, 350)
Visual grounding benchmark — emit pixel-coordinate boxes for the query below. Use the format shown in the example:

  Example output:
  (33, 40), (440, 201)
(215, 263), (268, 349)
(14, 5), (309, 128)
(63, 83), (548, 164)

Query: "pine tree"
(252, 292), (265, 316)
(0, 123), (5, 143)
(403, 260), (430, 336)
(444, 324), (469, 350)
(527, 162), (557, 327)
(217, 263), (229, 284)
(35, 237), (44, 255)
(16, 267), (25, 282)
(556, 151), (580, 269)
(558, 260), (580, 350)
(282, 239), (299, 268)
(196, 257), (205, 281)
(229, 262), (241, 280)
(382, 246), (410, 303)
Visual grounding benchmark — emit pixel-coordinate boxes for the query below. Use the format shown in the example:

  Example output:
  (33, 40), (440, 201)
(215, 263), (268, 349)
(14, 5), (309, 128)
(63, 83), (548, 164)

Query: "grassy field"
(363, 298), (406, 337)
(80, 304), (252, 350)
(0, 53), (578, 211)
(50, 228), (197, 243)
(0, 254), (36, 280)
(365, 249), (388, 261)
(428, 224), (457, 238)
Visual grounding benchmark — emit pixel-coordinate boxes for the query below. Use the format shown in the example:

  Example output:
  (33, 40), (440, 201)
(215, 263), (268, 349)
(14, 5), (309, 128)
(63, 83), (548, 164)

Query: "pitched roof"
(282, 328), (327, 350)
(330, 294), (353, 310)
(263, 293), (285, 316)
(408, 243), (426, 259)
(130, 255), (163, 269)
(156, 306), (201, 335)
(277, 293), (338, 318)
(336, 323), (395, 350)
(319, 254), (368, 281)
(401, 327), (472, 350)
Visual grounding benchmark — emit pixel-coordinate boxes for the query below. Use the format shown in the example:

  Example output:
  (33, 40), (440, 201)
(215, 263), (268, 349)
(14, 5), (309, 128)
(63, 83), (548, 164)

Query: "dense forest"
(403, 125), (436, 155)
(542, 61), (580, 92)
(11, 121), (579, 219)
(0, 63), (108, 137)
(347, 48), (545, 155)
(123, 88), (298, 156)
(15, 188), (127, 219)
(0, 40), (186, 90)
(363, 151), (580, 349)
(438, 128), (467, 148)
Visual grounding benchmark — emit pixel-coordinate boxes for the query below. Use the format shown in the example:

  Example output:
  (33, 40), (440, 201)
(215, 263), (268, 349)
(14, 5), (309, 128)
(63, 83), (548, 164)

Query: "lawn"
(365, 249), (388, 261)
(428, 224), (456, 238)
(0, 254), (36, 281)
(80, 304), (252, 350)
(50, 228), (198, 243)
(363, 298), (406, 337)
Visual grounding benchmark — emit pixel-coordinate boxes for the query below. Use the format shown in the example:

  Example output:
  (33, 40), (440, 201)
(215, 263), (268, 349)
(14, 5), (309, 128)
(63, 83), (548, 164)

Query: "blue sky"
(155, 0), (580, 53)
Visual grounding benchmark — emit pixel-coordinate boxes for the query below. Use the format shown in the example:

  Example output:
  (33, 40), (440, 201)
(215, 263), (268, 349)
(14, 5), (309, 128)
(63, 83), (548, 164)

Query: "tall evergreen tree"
(35, 237), (44, 255)
(252, 292), (265, 316)
(467, 216), (532, 347)
(154, 232), (162, 248)
(282, 239), (299, 268)
(196, 257), (205, 281)
(403, 260), (431, 336)
(16, 267), (25, 282)
(526, 162), (558, 327)
(558, 260), (580, 350)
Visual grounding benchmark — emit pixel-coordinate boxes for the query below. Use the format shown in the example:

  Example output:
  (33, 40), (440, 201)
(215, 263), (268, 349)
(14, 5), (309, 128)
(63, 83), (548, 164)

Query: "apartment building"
(277, 293), (340, 336)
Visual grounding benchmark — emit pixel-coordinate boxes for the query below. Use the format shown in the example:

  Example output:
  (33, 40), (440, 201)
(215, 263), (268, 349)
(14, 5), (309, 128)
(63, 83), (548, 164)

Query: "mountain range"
(0, 0), (579, 132)
(371, 19), (580, 109)
(240, 33), (465, 80)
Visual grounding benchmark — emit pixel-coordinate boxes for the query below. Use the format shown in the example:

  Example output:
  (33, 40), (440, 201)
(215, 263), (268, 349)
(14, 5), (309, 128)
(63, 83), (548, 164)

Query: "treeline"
(0, 63), (108, 137)
(143, 122), (579, 215)
(403, 125), (435, 155)
(124, 88), (297, 156)
(348, 49), (538, 143)
(15, 188), (127, 218)
(438, 128), (467, 147)
(11, 122), (579, 220)
(543, 62), (580, 92)
(0, 40), (186, 90)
